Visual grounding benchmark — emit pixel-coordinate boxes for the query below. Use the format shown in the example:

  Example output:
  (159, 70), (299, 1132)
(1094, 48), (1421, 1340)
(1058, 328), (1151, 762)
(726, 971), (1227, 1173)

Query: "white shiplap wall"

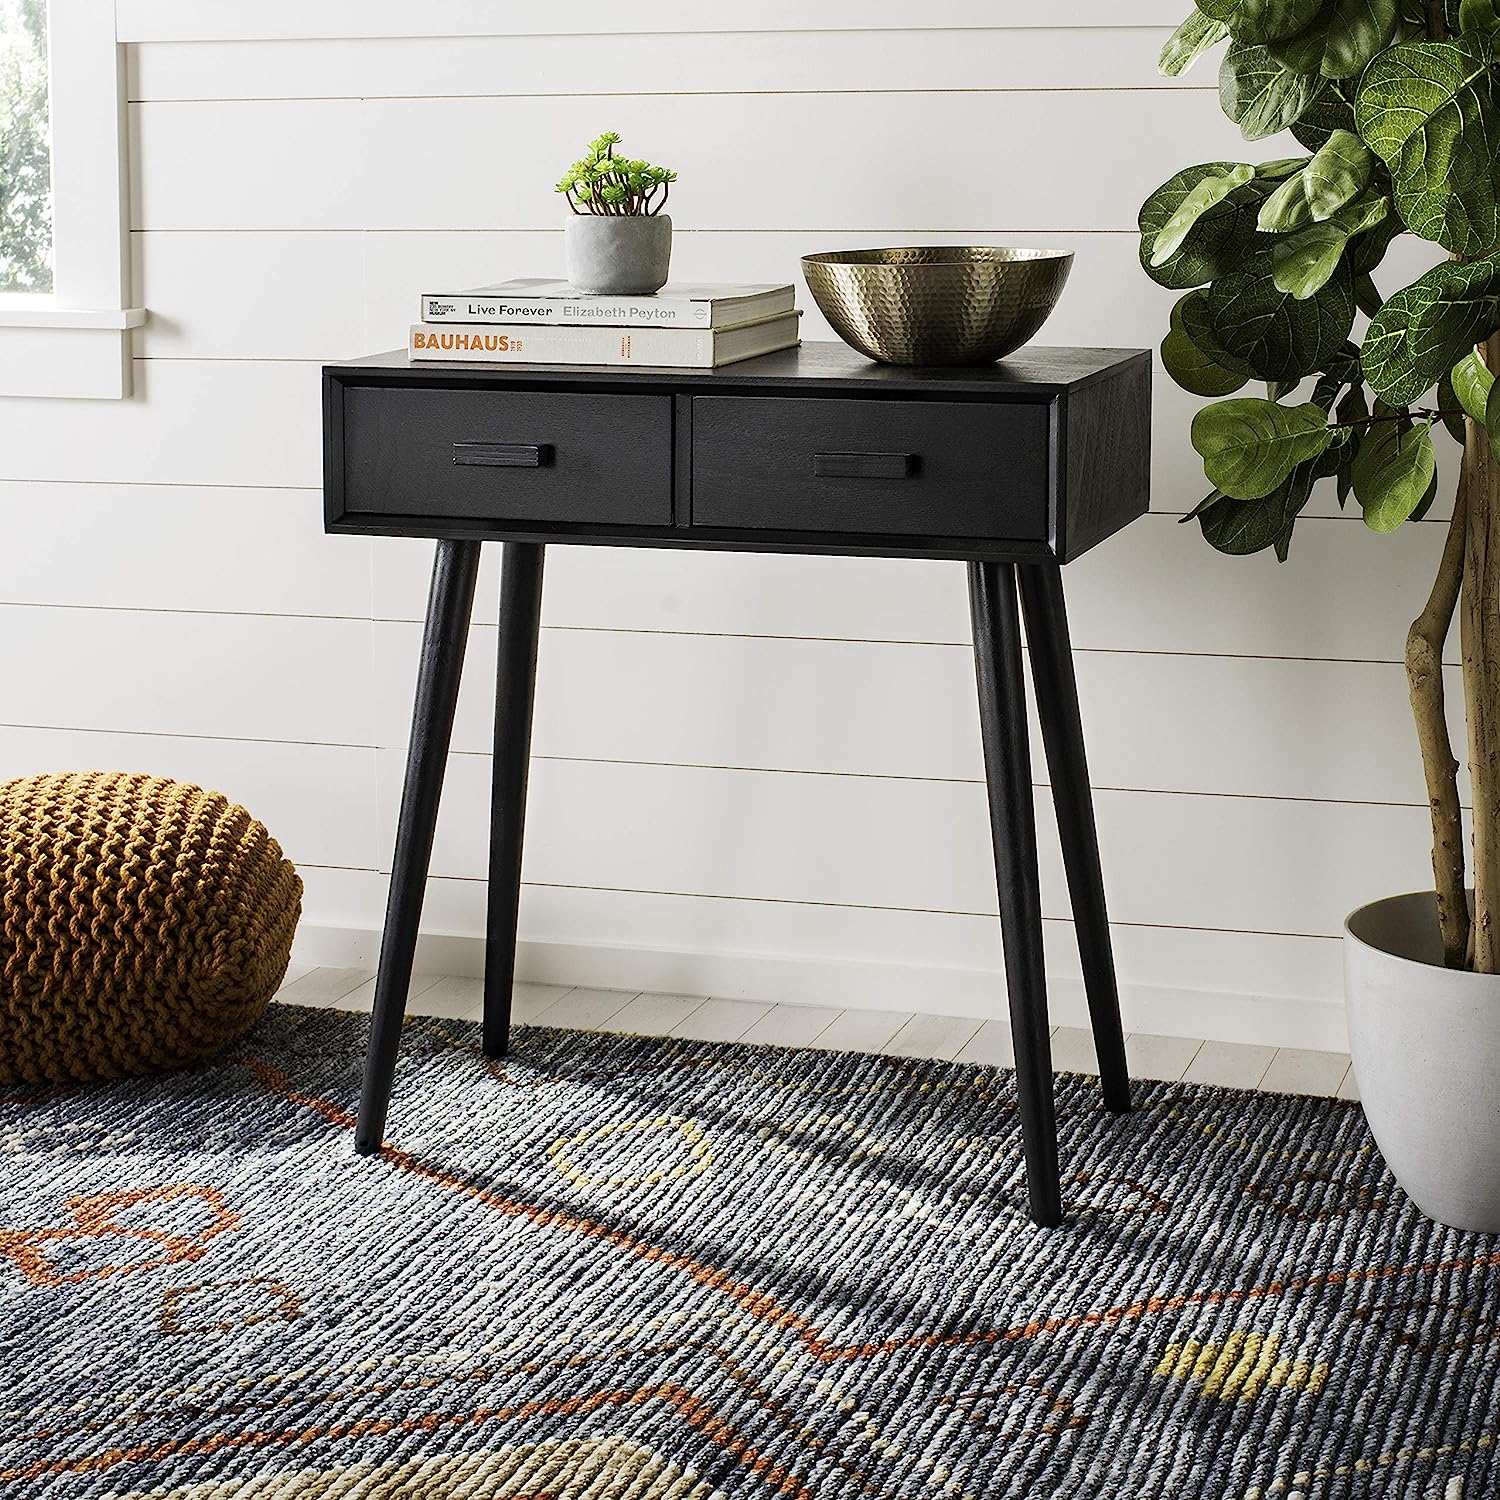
(0, 6), (1457, 1048)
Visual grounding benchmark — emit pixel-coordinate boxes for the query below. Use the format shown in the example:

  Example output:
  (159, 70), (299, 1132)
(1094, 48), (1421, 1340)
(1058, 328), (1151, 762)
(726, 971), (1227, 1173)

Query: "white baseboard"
(291, 924), (1349, 1053)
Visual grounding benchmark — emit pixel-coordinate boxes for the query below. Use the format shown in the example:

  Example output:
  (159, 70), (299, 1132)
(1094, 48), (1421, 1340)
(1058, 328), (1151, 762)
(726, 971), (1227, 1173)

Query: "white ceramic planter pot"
(1344, 890), (1500, 1232)
(563, 214), (672, 295)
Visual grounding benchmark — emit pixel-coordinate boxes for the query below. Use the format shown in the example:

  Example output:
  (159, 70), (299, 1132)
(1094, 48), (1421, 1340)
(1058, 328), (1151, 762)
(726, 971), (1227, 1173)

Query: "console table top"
(329, 340), (1149, 397)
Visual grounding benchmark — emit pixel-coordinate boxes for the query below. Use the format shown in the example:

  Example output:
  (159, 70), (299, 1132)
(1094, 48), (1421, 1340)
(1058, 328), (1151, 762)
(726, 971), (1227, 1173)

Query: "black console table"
(323, 341), (1151, 1227)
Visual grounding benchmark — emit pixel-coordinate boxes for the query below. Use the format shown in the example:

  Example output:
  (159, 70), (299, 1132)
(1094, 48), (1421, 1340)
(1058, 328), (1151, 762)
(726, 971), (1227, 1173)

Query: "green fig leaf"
(1351, 269), (1383, 315)
(1151, 164), (1257, 265)
(1161, 10), (1232, 75)
(1352, 421), (1437, 531)
(1303, 130), (1375, 218)
(1162, 292), (1251, 396)
(1452, 349), (1495, 423)
(1259, 166), (1319, 231)
(1139, 163), (1274, 288)
(1404, 468), (1440, 528)
(1271, 0), (1399, 78)
(1488, 376), (1500, 461)
(1355, 33), (1500, 256)
(1347, 207), (1402, 275)
(1257, 156), (1310, 177)
(1208, 257), (1356, 379)
(1361, 254), (1500, 406)
(1191, 397), (1335, 498)
(1260, 132), (1376, 231)
(1199, 0), (1327, 43)
(1292, 78), (1359, 147)
(1185, 489), (1227, 521)
(1198, 462), (1317, 555)
(1336, 382), (1369, 425)
(1221, 40), (1323, 140)
(1458, 0), (1500, 34)
(1272, 194), (1389, 298)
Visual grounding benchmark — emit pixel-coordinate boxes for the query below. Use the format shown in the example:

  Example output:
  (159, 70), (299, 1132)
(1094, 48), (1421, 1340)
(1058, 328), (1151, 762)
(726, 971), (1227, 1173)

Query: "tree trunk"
(1461, 333), (1500, 973)
(1407, 488), (1469, 967)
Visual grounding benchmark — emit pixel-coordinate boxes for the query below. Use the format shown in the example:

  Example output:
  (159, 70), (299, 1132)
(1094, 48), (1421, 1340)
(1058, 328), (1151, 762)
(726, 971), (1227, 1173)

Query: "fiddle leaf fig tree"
(1143, 0), (1500, 973)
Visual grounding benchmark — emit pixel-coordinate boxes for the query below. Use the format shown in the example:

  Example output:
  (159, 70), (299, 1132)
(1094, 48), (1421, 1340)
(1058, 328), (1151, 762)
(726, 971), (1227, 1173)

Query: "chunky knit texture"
(0, 772), (301, 1084)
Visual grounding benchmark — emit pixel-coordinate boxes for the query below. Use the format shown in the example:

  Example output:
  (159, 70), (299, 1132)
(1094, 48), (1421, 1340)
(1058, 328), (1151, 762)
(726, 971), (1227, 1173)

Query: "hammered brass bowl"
(801, 246), (1073, 366)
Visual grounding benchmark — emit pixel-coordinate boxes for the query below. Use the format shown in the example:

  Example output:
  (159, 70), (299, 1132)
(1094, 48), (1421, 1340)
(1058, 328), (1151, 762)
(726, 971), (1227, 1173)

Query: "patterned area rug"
(1, 1005), (1496, 1499)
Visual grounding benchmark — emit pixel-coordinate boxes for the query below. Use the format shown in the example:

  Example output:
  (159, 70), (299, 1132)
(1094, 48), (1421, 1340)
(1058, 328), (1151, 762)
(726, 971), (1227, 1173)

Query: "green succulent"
(557, 131), (677, 216)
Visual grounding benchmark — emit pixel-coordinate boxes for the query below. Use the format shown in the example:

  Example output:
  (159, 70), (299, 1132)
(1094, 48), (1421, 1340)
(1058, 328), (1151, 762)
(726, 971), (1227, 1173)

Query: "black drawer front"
(690, 395), (1049, 539)
(341, 386), (673, 526)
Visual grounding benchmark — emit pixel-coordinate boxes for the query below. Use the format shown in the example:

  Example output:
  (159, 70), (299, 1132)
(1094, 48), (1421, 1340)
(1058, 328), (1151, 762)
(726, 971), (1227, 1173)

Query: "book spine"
(409, 323), (715, 366)
(419, 295), (713, 327)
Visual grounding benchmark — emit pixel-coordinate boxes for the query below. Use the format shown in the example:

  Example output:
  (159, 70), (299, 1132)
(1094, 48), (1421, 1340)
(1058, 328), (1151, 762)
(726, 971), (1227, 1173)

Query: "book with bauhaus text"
(408, 310), (801, 369)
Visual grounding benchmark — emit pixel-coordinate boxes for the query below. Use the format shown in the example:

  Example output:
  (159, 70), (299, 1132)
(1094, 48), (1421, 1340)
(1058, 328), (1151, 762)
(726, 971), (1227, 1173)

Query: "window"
(0, 0), (142, 399)
(0, 0), (51, 294)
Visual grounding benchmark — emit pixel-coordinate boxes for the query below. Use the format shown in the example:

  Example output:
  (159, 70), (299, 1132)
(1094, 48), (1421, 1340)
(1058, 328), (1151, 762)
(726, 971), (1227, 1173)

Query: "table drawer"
(690, 395), (1049, 539)
(339, 386), (673, 526)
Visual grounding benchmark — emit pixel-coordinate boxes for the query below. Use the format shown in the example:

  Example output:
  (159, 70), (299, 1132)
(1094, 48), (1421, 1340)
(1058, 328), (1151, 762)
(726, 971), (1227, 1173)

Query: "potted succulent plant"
(1141, 2), (1500, 1230)
(556, 131), (678, 295)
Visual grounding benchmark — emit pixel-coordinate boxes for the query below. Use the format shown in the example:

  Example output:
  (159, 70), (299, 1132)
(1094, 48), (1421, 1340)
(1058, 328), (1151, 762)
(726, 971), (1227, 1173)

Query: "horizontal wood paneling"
(136, 228), (1447, 368)
(0, 479), (1447, 674)
(380, 878), (1347, 1043)
(0, 724), (381, 870)
(135, 229), (1186, 362)
(133, 231), (370, 361)
(127, 29), (1200, 102)
(372, 621), (1459, 808)
(0, 20), (1451, 1045)
(294, 863), (387, 931)
(491, 882), (1343, 1007)
(371, 515), (1452, 667)
(130, 90), (1244, 233)
(117, 2), (1190, 44)
(395, 753), (1434, 941)
(0, 603), (376, 745)
(0, 481), (370, 616)
(0, 361), (321, 487)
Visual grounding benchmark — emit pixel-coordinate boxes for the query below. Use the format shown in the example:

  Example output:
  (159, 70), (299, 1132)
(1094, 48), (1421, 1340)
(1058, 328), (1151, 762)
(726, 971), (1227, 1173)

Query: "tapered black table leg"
(355, 539), (481, 1154)
(969, 559), (1061, 1228)
(483, 542), (546, 1058)
(1018, 562), (1131, 1115)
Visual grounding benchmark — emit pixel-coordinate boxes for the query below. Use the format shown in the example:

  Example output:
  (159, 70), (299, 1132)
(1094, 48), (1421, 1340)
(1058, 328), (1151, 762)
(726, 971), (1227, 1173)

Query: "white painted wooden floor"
(274, 965), (1362, 1101)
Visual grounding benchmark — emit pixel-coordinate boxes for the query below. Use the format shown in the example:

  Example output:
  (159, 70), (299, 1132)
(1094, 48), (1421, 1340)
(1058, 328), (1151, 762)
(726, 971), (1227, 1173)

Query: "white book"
(418, 278), (795, 328)
(408, 311), (802, 369)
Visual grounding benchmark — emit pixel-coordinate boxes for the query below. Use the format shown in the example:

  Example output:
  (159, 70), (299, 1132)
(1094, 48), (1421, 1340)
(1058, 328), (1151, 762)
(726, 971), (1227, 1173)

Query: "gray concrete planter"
(1344, 890), (1500, 1232)
(564, 214), (672, 295)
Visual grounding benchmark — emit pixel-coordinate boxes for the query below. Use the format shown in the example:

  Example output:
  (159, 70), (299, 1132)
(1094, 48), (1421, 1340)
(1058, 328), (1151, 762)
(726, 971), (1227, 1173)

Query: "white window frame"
(0, 0), (143, 399)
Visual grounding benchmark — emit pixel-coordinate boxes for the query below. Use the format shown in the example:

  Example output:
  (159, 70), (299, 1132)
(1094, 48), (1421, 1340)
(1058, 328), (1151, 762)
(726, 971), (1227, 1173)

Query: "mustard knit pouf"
(0, 772), (302, 1084)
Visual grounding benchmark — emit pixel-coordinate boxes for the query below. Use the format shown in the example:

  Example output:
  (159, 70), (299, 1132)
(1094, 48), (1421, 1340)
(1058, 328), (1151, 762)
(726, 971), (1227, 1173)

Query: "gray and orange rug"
(1, 1004), (1496, 1498)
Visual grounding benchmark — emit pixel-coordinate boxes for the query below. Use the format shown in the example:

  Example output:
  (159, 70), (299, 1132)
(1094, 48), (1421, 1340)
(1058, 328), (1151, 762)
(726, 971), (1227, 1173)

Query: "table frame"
(352, 537), (1131, 1227)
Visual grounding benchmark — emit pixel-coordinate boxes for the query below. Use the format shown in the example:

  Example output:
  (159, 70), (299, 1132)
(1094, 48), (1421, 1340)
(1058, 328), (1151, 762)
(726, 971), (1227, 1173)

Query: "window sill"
(0, 316), (147, 400)
(0, 303), (146, 332)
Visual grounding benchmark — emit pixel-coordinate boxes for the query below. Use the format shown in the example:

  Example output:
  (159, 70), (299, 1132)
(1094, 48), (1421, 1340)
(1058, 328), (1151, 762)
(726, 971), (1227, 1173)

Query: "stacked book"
(409, 278), (800, 369)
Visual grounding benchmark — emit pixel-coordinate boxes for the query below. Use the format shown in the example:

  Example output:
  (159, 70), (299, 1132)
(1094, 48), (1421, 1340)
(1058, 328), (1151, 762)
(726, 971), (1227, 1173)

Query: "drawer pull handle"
(453, 441), (553, 468)
(813, 451), (916, 480)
